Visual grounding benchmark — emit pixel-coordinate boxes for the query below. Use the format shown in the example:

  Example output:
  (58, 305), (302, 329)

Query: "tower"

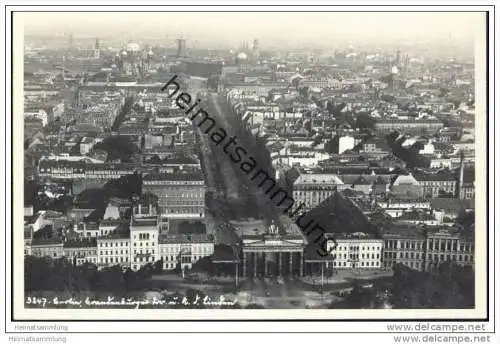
(94, 37), (100, 59)
(146, 48), (153, 72)
(61, 55), (66, 80)
(396, 49), (401, 66)
(176, 38), (187, 57)
(252, 38), (260, 61)
(68, 33), (74, 51)
(457, 150), (465, 199)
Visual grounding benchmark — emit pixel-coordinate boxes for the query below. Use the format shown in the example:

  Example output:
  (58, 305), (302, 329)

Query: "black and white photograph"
(2, 3), (498, 340)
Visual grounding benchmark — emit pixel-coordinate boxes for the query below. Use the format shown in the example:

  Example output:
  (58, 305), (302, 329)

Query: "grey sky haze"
(21, 12), (483, 49)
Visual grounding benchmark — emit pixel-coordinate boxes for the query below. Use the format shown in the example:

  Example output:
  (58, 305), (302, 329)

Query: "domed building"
(126, 42), (140, 53)
(235, 51), (248, 64)
(235, 51), (249, 72)
(389, 65), (403, 89)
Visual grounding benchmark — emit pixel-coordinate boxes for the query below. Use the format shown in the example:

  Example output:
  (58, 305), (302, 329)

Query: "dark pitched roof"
(211, 244), (239, 263)
(431, 198), (475, 211)
(414, 170), (456, 182)
(303, 244), (335, 262)
(63, 238), (97, 248)
(142, 171), (204, 181)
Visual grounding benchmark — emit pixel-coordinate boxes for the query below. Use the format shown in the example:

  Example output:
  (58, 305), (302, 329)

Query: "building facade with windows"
(30, 238), (64, 259)
(158, 234), (215, 271)
(97, 233), (131, 269)
(325, 233), (384, 269)
(382, 226), (426, 271)
(63, 239), (98, 265)
(130, 216), (160, 271)
(381, 225), (474, 271)
(142, 172), (206, 218)
(374, 118), (444, 136)
(425, 230), (474, 271)
(293, 173), (345, 210)
(414, 171), (457, 199)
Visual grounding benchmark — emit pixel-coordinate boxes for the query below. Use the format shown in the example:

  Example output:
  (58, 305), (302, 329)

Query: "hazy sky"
(20, 12), (483, 49)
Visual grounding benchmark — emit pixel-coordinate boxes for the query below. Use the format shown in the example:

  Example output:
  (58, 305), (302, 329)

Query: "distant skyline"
(20, 12), (483, 51)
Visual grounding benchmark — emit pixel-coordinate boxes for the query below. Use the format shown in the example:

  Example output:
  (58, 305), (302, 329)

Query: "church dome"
(236, 52), (248, 60)
(126, 42), (140, 52)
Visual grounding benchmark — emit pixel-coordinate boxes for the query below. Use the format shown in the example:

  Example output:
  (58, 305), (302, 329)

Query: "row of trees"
(76, 172), (142, 221)
(328, 262), (475, 309)
(25, 257), (247, 309)
(92, 135), (140, 163)
(25, 256), (155, 294)
(386, 131), (431, 168)
(391, 262), (475, 308)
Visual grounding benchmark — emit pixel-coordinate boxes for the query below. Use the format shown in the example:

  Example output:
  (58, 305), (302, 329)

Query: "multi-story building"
(133, 193), (159, 218)
(414, 171), (457, 199)
(457, 167), (475, 200)
(158, 234), (215, 271)
(24, 227), (33, 256)
(129, 216), (160, 271)
(24, 108), (49, 126)
(273, 151), (330, 168)
(142, 172), (206, 219)
(75, 103), (121, 129)
(381, 225), (474, 271)
(381, 225), (427, 271)
(63, 238), (98, 265)
(225, 83), (290, 97)
(37, 159), (86, 180)
(37, 158), (138, 182)
(74, 221), (100, 238)
(325, 233), (384, 269)
(425, 229), (474, 271)
(300, 77), (341, 89)
(293, 173), (345, 211)
(374, 117), (443, 136)
(85, 163), (138, 180)
(99, 219), (126, 236)
(377, 199), (430, 211)
(97, 231), (131, 269)
(30, 238), (64, 259)
(359, 138), (392, 158)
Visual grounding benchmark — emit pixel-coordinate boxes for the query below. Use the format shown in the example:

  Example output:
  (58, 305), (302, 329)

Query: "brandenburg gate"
(241, 221), (306, 277)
